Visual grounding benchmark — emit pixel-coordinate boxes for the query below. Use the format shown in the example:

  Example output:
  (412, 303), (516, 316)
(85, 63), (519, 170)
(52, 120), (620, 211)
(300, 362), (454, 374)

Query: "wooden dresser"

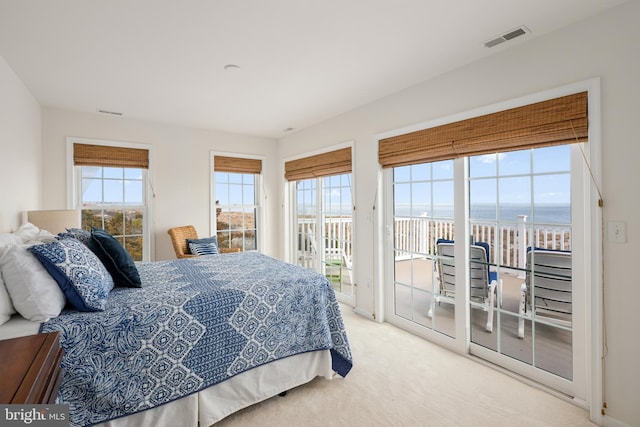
(0, 332), (64, 404)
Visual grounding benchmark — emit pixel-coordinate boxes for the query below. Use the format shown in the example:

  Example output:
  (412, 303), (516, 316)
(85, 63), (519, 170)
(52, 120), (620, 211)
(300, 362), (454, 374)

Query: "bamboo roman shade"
(214, 156), (262, 174)
(378, 92), (588, 168)
(74, 144), (149, 169)
(285, 147), (352, 181)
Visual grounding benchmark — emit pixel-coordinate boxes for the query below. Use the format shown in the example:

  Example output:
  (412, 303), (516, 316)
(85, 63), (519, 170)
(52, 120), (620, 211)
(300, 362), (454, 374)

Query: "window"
(79, 166), (145, 260)
(214, 172), (258, 251)
(212, 155), (262, 252)
(70, 140), (151, 261)
(468, 145), (573, 380)
(380, 90), (593, 399)
(391, 161), (454, 336)
(295, 178), (316, 270)
(321, 173), (353, 297)
(293, 173), (353, 301)
(286, 147), (354, 304)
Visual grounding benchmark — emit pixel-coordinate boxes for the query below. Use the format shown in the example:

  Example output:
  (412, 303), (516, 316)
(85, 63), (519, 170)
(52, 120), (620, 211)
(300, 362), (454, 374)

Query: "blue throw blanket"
(40, 252), (353, 427)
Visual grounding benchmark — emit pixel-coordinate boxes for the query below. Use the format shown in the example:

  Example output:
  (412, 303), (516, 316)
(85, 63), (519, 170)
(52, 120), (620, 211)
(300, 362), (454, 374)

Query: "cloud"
(478, 153), (506, 163)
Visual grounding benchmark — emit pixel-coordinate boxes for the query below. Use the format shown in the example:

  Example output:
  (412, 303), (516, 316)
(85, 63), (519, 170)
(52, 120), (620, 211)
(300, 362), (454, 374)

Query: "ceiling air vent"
(97, 109), (123, 116)
(484, 26), (530, 48)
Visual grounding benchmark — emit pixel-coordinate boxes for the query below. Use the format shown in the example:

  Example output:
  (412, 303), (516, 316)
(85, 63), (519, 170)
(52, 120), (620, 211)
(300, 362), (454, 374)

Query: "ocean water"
(395, 203), (571, 225)
(302, 203), (571, 225)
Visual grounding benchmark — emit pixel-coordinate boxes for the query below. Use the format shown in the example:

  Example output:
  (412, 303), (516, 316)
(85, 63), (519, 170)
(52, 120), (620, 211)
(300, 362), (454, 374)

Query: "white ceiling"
(0, 0), (626, 139)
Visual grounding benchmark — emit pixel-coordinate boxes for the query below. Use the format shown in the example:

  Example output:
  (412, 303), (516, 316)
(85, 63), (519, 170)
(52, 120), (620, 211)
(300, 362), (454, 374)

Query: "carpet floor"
(214, 304), (595, 427)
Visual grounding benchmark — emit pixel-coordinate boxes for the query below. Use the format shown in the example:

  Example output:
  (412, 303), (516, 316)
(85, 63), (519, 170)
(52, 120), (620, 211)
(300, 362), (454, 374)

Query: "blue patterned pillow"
(29, 238), (114, 312)
(58, 228), (97, 251)
(58, 227), (91, 243)
(187, 236), (219, 256)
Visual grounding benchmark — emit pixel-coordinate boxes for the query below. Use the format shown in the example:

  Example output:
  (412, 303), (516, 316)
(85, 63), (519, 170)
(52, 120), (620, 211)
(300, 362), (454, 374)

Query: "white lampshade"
(26, 210), (81, 234)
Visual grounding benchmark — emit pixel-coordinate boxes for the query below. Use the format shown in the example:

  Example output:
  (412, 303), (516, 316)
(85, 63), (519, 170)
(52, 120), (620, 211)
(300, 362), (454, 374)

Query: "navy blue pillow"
(90, 227), (142, 288)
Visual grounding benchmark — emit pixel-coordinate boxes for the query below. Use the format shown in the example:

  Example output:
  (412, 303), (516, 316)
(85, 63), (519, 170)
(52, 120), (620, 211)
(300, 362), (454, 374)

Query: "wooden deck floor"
(393, 258), (572, 381)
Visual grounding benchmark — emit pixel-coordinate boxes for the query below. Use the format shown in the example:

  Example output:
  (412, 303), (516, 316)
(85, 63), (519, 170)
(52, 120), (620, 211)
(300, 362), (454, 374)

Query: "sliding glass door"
(467, 145), (579, 384)
(385, 144), (587, 398)
(294, 173), (354, 304)
(390, 161), (455, 337)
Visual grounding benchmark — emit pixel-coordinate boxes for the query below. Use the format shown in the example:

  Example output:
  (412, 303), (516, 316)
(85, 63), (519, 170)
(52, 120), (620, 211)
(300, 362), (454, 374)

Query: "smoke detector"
(484, 26), (530, 48)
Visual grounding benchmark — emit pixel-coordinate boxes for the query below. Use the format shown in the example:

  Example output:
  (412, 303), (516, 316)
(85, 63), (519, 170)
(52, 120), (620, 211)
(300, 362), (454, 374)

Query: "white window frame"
(66, 137), (154, 261)
(293, 177), (318, 270)
(210, 152), (265, 253)
(466, 144), (584, 397)
(376, 78), (602, 421)
(285, 142), (356, 307)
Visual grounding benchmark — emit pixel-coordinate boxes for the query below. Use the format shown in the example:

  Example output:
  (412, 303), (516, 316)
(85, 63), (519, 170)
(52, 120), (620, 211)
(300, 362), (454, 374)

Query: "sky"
(81, 166), (144, 206)
(393, 145), (571, 208)
(81, 146), (572, 223)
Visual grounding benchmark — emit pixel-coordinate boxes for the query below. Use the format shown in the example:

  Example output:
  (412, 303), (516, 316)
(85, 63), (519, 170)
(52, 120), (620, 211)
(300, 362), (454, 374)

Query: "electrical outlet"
(607, 221), (626, 243)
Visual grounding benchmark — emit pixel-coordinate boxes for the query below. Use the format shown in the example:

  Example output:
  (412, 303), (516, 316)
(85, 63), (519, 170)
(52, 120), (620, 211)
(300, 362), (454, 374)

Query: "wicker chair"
(167, 225), (240, 259)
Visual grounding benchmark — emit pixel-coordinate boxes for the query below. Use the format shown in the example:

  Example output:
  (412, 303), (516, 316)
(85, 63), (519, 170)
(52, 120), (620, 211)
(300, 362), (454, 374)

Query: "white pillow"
(14, 222), (40, 242)
(25, 229), (56, 244)
(0, 232), (23, 258)
(0, 244), (66, 322)
(0, 272), (16, 325)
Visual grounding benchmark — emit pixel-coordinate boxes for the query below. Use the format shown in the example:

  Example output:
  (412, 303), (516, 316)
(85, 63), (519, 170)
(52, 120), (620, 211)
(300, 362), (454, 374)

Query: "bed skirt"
(93, 350), (334, 427)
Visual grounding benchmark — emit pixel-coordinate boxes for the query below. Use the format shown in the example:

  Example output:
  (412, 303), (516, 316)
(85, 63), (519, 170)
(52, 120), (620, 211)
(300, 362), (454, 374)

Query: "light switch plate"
(607, 221), (626, 243)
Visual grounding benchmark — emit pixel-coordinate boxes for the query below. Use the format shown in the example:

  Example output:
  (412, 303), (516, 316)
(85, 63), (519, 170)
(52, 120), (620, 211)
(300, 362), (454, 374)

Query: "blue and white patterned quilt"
(40, 252), (353, 427)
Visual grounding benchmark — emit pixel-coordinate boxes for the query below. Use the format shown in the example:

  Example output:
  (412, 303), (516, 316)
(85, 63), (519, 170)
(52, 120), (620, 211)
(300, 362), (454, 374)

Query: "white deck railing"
(394, 215), (571, 271)
(297, 217), (354, 269)
(297, 215), (570, 272)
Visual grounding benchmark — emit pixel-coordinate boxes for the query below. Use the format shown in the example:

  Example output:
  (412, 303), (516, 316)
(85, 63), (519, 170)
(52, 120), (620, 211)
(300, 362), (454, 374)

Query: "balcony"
(298, 215), (571, 277)
(298, 215), (572, 380)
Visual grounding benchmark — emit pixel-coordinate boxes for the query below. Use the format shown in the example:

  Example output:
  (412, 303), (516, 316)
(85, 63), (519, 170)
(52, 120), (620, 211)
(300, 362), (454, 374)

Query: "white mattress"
(0, 314), (335, 427)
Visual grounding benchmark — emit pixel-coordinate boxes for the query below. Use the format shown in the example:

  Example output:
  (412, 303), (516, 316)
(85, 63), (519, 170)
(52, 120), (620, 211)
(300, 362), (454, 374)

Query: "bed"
(0, 224), (353, 427)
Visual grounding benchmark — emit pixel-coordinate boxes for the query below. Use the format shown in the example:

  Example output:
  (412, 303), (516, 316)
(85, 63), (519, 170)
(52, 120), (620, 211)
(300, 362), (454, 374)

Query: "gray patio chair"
(518, 248), (572, 338)
(429, 239), (498, 332)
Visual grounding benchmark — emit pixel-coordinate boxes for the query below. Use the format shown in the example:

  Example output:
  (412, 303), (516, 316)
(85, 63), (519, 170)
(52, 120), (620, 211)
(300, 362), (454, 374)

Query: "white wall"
(277, 2), (640, 426)
(0, 56), (41, 232)
(3, 2), (639, 424)
(41, 108), (279, 261)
